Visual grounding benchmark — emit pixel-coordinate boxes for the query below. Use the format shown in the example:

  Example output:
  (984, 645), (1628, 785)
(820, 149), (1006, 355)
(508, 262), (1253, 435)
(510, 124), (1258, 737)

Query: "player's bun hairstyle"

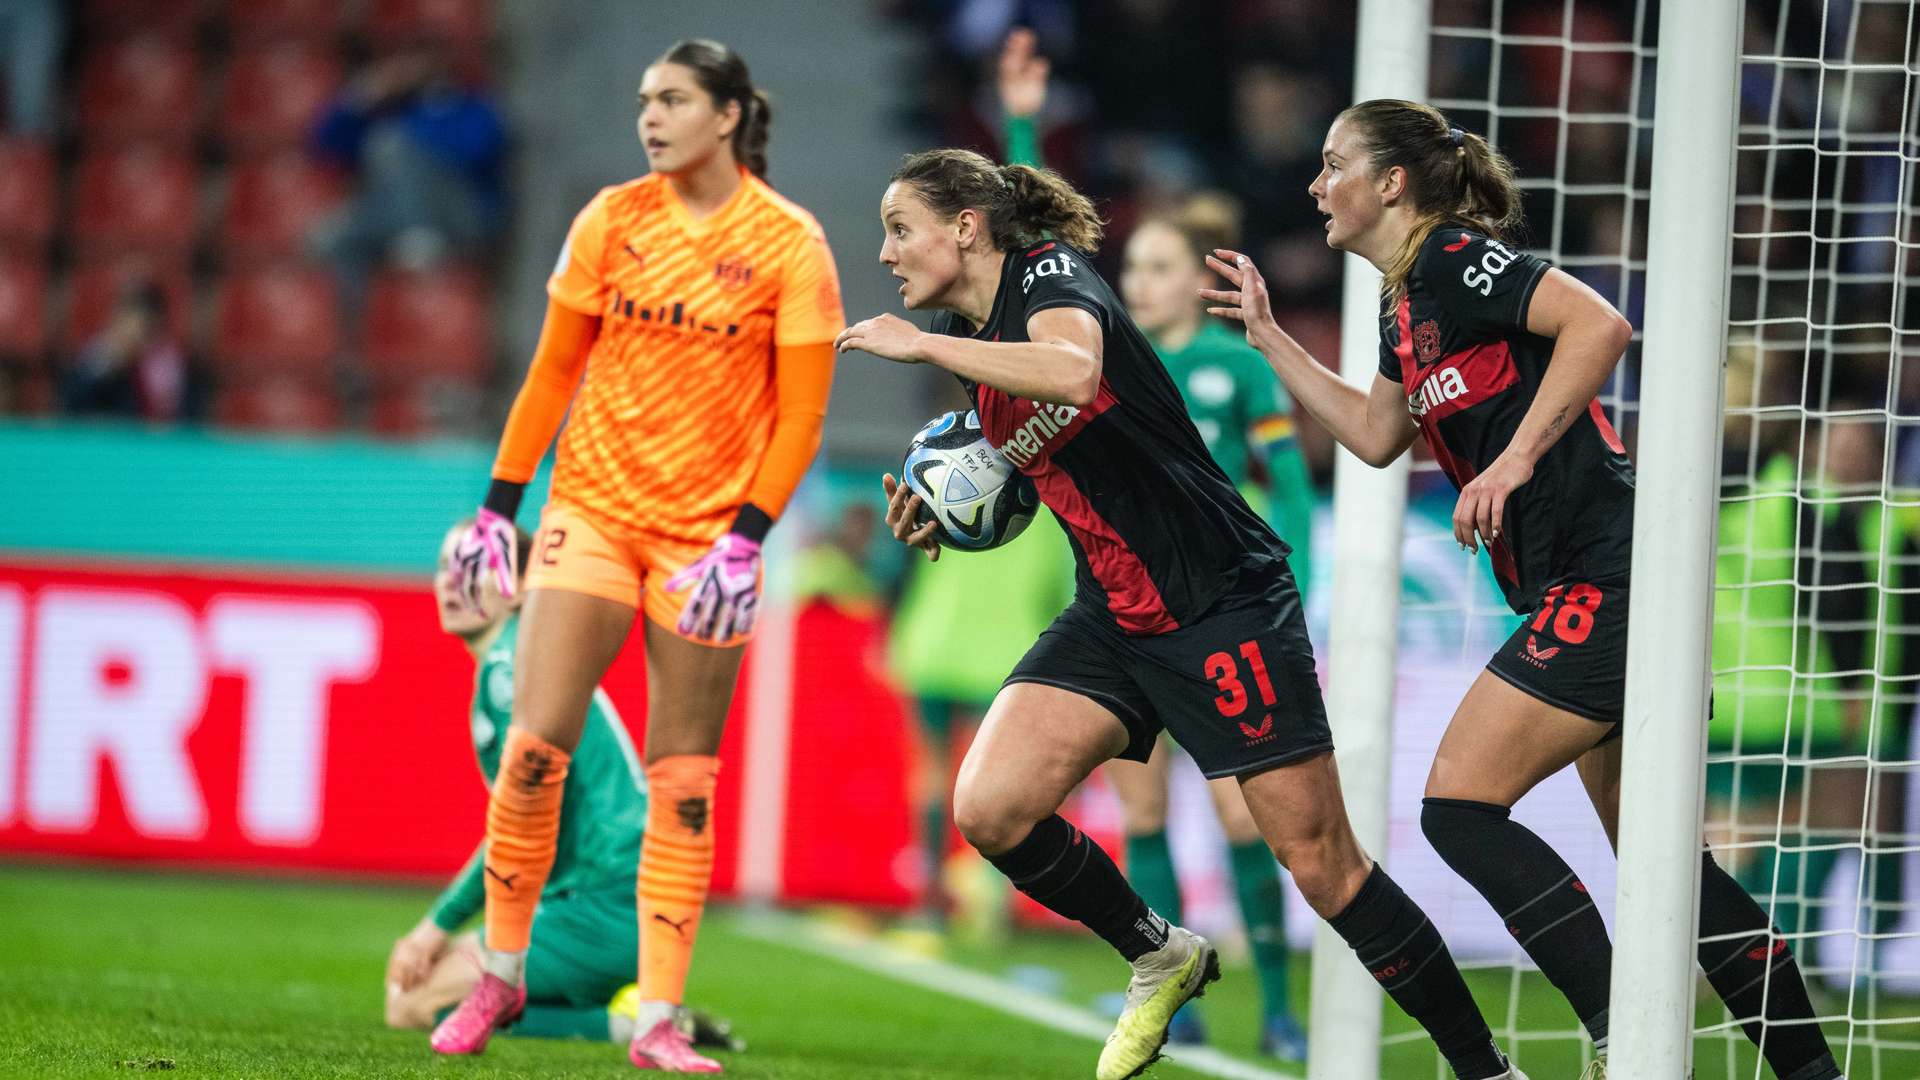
(892, 148), (1105, 255)
(660, 39), (772, 179)
(1338, 98), (1523, 299)
(1143, 191), (1244, 265)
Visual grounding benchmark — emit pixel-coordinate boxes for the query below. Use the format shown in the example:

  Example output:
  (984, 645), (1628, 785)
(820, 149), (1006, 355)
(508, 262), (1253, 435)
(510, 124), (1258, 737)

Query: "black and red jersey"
(930, 241), (1288, 635)
(1379, 226), (1636, 614)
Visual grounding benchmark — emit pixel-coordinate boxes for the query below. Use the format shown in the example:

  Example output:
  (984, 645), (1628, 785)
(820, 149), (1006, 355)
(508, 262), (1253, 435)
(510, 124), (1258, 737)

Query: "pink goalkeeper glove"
(666, 533), (762, 643)
(452, 507), (519, 612)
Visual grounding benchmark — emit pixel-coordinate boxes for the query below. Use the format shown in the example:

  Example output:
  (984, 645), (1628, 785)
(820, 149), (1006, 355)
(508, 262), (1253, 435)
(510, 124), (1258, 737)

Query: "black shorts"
(1485, 574), (1629, 737)
(1004, 566), (1334, 779)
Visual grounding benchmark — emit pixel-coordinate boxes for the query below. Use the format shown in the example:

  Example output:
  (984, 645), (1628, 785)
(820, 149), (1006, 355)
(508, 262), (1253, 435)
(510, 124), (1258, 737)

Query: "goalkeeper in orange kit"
(433, 38), (842, 1074)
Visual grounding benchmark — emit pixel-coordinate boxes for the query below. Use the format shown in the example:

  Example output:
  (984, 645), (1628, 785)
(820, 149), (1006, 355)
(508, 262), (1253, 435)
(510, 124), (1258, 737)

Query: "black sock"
(984, 814), (1169, 961)
(1328, 863), (1506, 1079)
(1697, 853), (1840, 1080)
(1422, 798), (1612, 1047)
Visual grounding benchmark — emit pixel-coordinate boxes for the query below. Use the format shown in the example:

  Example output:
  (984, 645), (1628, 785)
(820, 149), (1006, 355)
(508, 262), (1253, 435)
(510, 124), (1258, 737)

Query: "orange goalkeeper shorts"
(524, 499), (761, 647)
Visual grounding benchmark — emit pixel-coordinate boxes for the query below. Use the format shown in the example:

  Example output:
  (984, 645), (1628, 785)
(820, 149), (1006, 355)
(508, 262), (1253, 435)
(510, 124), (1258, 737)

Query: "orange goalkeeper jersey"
(541, 168), (844, 540)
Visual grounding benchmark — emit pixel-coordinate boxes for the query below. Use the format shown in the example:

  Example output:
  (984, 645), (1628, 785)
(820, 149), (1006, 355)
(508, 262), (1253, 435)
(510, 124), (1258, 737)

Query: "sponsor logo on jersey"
(607, 290), (741, 338)
(1020, 250), (1078, 295)
(1413, 319), (1443, 366)
(1461, 238), (1520, 297)
(1240, 712), (1276, 745)
(1400, 340), (1522, 423)
(996, 400), (1085, 469)
(1407, 365), (1468, 418)
(1519, 633), (1561, 669)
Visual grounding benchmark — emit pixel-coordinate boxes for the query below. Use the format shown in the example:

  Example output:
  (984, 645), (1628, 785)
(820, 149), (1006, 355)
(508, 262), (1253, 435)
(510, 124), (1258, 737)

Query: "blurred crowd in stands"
(0, 0), (499, 436)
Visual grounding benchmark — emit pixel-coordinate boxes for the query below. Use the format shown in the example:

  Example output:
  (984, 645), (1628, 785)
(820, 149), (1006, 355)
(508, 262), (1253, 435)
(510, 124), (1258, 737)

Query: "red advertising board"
(0, 558), (917, 906)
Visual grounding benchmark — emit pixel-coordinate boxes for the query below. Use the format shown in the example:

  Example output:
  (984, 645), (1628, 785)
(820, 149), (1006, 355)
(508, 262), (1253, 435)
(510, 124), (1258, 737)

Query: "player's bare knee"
(952, 794), (1021, 855)
(385, 993), (429, 1031)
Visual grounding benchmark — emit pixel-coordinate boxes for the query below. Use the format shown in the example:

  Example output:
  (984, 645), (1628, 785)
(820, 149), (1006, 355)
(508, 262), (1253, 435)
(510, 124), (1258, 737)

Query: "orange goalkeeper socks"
(637, 754), (721, 1005)
(483, 726), (570, 958)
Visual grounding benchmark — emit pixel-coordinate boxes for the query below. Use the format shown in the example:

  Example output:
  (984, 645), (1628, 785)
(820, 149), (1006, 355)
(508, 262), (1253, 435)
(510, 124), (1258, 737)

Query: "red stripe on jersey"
(1409, 341), (1521, 423)
(1025, 242), (1056, 257)
(1399, 294), (1521, 589)
(1034, 465), (1180, 634)
(1443, 232), (1473, 253)
(1588, 398), (1626, 454)
(1394, 294), (1415, 375)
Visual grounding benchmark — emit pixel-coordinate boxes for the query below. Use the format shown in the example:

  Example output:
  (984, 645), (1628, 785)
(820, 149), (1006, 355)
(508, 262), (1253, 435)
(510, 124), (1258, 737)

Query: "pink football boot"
(629, 1014), (724, 1073)
(429, 972), (526, 1055)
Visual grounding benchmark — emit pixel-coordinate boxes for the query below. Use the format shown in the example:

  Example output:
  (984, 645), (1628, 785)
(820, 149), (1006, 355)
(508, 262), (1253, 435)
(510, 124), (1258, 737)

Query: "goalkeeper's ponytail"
(661, 38), (772, 179)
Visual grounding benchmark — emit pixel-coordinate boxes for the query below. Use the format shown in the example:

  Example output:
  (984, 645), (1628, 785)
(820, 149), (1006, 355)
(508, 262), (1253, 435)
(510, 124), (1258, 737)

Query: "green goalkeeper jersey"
(428, 614), (648, 931)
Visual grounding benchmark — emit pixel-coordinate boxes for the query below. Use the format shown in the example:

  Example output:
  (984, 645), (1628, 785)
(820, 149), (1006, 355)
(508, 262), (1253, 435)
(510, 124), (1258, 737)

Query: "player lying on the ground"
(383, 520), (741, 1055)
(1204, 97), (1841, 1080)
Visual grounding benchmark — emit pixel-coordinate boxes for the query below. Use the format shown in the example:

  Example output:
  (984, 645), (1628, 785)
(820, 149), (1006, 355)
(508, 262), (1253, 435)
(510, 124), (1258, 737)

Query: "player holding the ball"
(835, 148), (1523, 1080)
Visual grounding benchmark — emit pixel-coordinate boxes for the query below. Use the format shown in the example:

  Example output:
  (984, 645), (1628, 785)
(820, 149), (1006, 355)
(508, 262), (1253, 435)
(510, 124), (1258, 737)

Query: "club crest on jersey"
(1413, 319), (1443, 366)
(714, 259), (754, 289)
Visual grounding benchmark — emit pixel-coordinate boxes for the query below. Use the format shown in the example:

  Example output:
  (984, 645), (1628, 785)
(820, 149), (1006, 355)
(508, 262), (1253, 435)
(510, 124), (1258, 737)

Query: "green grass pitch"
(0, 864), (1910, 1078)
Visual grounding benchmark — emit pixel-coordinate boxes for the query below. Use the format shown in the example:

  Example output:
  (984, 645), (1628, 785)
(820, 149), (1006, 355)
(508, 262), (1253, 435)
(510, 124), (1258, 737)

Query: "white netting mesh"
(1376, 1), (1919, 1076)
(1708, 0), (1920, 1076)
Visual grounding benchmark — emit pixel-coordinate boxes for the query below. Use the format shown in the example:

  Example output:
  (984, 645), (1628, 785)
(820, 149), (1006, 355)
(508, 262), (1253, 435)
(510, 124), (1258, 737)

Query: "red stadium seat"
(82, 0), (207, 33)
(215, 376), (342, 432)
(219, 153), (348, 261)
(366, 0), (490, 46)
(361, 268), (489, 380)
(69, 143), (201, 255)
(213, 266), (340, 375)
(77, 34), (202, 142)
(62, 258), (193, 352)
(219, 42), (343, 148)
(0, 139), (57, 247)
(0, 256), (49, 358)
(223, 0), (350, 41)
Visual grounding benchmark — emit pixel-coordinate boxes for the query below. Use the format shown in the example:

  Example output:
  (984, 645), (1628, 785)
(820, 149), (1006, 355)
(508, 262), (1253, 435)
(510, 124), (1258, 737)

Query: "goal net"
(1708, 0), (1920, 1076)
(1355, 1), (1918, 1076)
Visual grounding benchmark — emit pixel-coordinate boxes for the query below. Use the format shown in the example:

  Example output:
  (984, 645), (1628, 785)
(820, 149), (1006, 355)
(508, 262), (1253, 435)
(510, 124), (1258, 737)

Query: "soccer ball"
(901, 410), (1039, 552)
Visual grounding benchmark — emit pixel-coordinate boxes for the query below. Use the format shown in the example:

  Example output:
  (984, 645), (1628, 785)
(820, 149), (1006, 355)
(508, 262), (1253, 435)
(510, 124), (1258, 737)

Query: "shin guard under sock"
(1328, 863), (1506, 1079)
(483, 726), (571, 956)
(1697, 853), (1840, 1080)
(638, 755), (720, 1005)
(1422, 797), (1612, 1047)
(986, 814), (1169, 961)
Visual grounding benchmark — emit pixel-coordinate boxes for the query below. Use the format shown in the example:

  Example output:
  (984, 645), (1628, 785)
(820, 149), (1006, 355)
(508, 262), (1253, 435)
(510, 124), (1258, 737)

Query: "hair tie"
(1449, 127), (1466, 148)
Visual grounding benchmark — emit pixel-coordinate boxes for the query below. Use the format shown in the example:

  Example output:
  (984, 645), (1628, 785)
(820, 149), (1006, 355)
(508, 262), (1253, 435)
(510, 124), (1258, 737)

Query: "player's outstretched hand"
(387, 918), (448, 998)
(1200, 250), (1283, 352)
(881, 473), (941, 562)
(1452, 452), (1532, 554)
(998, 27), (1050, 119)
(836, 315), (928, 364)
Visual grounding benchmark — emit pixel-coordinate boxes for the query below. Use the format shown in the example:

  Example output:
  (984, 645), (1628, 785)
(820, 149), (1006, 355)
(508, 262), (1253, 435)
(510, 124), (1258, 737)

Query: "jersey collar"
(660, 164), (754, 237)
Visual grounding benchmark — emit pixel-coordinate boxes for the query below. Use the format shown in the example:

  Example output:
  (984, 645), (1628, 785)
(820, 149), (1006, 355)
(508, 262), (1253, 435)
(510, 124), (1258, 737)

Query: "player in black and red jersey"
(836, 147), (1525, 1080)
(1204, 98), (1841, 1080)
